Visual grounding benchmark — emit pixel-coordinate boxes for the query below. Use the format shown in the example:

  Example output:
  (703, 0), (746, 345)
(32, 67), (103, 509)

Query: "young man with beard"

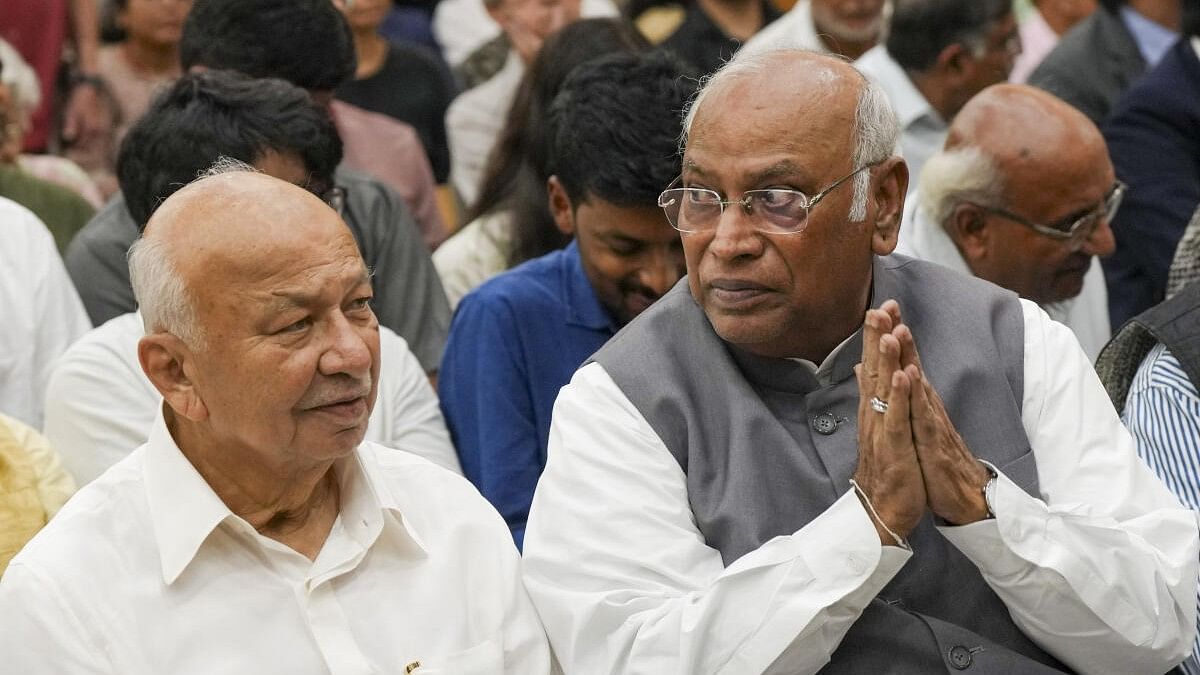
(438, 51), (693, 549)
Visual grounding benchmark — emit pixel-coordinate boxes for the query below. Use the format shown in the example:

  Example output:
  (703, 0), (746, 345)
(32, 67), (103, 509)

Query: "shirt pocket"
(403, 636), (503, 675)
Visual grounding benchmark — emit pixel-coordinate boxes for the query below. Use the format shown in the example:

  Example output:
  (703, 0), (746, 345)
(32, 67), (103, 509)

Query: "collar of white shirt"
(855, 44), (944, 132)
(143, 406), (429, 585)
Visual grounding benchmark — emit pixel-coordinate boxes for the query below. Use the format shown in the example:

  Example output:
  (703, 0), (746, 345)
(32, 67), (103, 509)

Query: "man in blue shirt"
(438, 51), (695, 548)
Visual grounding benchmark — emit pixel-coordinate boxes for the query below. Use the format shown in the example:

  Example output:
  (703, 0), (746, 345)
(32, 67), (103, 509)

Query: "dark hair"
(180, 0), (355, 91)
(886, 0), (1012, 73)
(118, 69), (343, 229)
(1099, 0), (1124, 13)
(464, 18), (650, 268)
(1185, 0), (1200, 38)
(546, 50), (695, 212)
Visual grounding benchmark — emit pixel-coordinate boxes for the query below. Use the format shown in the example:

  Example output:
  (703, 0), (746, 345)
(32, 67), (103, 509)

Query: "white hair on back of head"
(0, 38), (42, 118)
(918, 146), (1006, 229)
(680, 49), (899, 222)
(128, 157), (263, 346)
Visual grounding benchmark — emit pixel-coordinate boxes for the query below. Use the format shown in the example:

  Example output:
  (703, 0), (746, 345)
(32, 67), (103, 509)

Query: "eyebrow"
(683, 160), (813, 186)
(267, 267), (373, 312)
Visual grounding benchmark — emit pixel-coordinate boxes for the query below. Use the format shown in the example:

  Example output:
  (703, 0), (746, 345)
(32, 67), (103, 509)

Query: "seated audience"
(657, 0), (781, 76)
(1102, 7), (1200, 327)
(334, 0), (456, 184)
(445, 0), (583, 209)
(0, 58), (96, 254)
(439, 51), (692, 548)
(855, 0), (1019, 194)
(180, 0), (445, 248)
(901, 84), (1118, 359)
(738, 0), (886, 60)
(522, 49), (1199, 674)
(0, 166), (551, 672)
(87, 0), (190, 190)
(1029, 0), (1180, 125)
(0, 413), (75, 576)
(432, 0), (615, 69)
(0, 38), (104, 210)
(0, 197), (90, 429)
(1009, 0), (1098, 83)
(433, 17), (649, 309)
(1096, 205), (1200, 675)
(65, 71), (450, 372)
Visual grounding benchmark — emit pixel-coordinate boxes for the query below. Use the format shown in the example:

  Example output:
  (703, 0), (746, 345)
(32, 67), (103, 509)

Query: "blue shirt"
(1123, 342), (1200, 675)
(1120, 5), (1178, 68)
(438, 241), (616, 549)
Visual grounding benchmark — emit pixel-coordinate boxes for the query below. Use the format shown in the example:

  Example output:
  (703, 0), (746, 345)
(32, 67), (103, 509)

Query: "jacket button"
(811, 412), (839, 435)
(948, 645), (973, 669)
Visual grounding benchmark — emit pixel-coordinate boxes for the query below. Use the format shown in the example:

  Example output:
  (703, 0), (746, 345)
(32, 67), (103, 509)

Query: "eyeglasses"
(307, 185), (346, 215)
(657, 164), (875, 235)
(973, 181), (1125, 250)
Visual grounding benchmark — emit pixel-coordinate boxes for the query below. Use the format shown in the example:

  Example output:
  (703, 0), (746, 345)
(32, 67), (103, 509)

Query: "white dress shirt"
(0, 197), (90, 429)
(446, 53), (525, 209)
(897, 192), (1111, 360)
(43, 312), (461, 486)
(737, 0), (824, 58)
(855, 45), (947, 196)
(523, 300), (1198, 674)
(0, 415), (551, 674)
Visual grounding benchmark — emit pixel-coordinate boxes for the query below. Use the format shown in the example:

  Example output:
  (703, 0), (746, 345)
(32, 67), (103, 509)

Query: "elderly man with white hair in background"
(0, 165), (551, 674)
(898, 83), (1119, 359)
(522, 48), (1199, 674)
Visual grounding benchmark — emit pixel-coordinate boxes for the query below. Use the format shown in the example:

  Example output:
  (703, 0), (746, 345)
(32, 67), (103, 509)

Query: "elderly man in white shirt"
(0, 197), (90, 429)
(855, 0), (1018, 195)
(522, 48), (1199, 674)
(898, 83), (1117, 360)
(43, 311), (462, 486)
(0, 166), (551, 674)
(738, 0), (886, 60)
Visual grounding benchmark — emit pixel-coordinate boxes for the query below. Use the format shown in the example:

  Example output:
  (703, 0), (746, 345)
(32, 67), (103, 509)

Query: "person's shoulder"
(65, 195), (137, 251)
(459, 249), (565, 313)
(56, 312), (144, 371)
(359, 442), (504, 523)
(9, 449), (148, 578)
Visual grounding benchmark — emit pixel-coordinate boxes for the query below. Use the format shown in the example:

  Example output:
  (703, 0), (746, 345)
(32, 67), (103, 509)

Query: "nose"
(637, 245), (686, 297)
(706, 198), (765, 261)
(318, 311), (373, 379)
(1079, 216), (1116, 257)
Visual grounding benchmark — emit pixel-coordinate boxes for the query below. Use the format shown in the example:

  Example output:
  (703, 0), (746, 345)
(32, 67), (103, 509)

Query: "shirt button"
(948, 645), (973, 670)
(811, 412), (839, 435)
(845, 554), (866, 575)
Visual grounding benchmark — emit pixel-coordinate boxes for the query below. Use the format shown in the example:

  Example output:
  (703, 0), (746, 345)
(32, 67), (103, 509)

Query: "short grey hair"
(128, 157), (262, 346)
(918, 146), (1006, 229)
(681, 49), (900, 223)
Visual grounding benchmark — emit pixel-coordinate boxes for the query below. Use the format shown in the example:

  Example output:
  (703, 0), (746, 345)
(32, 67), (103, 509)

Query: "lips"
(707, 278), (773, 309)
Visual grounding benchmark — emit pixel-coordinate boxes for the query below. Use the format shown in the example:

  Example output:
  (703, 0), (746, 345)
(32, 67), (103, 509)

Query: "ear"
(935, 43), (972, 79)
(869, 156), (909, 256)
(945, 202), (991, 263)
(138, 334), (209, 423)
(547, 175), (576, 237)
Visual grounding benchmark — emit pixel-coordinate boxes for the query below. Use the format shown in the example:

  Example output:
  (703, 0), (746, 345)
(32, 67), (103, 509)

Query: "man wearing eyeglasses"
(898, 83), (1119, 360)
(523, 49), (1198, 674)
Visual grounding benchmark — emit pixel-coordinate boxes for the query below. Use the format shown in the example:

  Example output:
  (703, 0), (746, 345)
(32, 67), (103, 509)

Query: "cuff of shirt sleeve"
(935, 466), (1034, 578)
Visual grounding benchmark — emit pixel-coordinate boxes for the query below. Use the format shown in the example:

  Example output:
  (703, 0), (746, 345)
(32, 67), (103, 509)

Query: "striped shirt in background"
(1124, 342), (1200, 675)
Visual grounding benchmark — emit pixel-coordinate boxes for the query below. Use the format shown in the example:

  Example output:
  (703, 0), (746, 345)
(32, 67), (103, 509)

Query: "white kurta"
(523, 300), (1198, 674)
(0, 419), (549, 674)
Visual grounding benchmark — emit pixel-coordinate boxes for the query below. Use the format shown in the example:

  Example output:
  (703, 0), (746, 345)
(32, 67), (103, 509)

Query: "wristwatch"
(983, 469), (998, 520)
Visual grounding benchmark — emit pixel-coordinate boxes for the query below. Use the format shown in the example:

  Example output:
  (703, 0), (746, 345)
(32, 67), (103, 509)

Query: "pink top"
(1010, 9), (1059, 84)
(330, 99), (446, 250)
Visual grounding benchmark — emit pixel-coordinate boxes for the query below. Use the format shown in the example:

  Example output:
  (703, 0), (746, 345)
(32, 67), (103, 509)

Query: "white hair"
(918, 146), (1006, 229)
(128, 235), (205, 346)
(0, 38), (42, 118)
(128, 157), (263, 345)
(681, 49), (900, 223)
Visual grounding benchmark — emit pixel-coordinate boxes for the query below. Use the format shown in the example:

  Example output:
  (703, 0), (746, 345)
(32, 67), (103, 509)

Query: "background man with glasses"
(899, 83), (1120, 360)
(522, 49), (1198, 674)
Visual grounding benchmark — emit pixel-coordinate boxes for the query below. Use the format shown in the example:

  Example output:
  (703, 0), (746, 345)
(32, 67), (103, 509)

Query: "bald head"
(946, 84), (1107, 191)
(131, 168), (361, 344)
(685, 49), (900, 219)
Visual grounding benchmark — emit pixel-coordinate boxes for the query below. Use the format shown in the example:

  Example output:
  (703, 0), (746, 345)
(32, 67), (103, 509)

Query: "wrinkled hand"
(852, 304), (926, 545)
(884, 307), (990, 525)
